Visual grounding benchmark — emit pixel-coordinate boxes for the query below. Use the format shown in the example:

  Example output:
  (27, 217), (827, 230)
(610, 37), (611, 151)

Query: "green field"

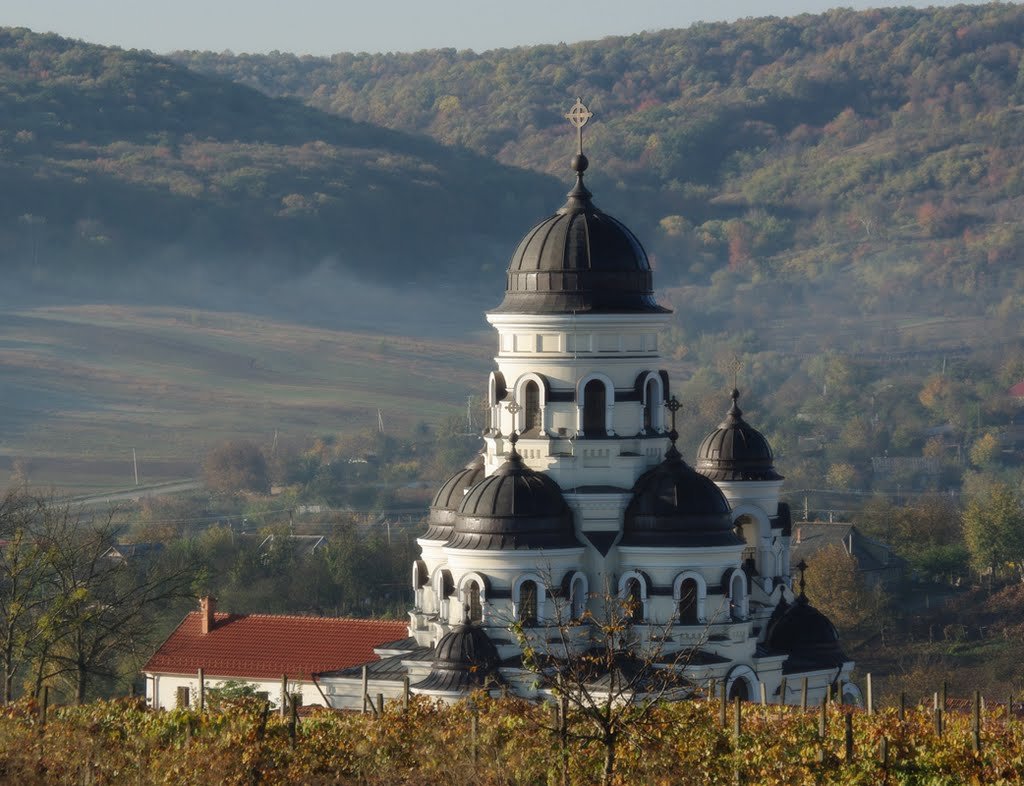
(0, 305), (491, 493)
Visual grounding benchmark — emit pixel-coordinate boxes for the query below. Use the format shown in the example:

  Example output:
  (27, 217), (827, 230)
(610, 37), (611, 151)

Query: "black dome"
(765, 594), (847, 668)
(696, 389), (782, 482)
(422, 454), (486, 541)
(412, 623), (500, 692)
(622, 446), (740, 548)
(490, 172), (670, 315)
(447, 451), (580, 550)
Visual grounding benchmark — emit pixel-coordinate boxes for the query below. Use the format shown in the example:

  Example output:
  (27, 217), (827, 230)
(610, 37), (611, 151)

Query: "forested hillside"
(0, 28), (558, 291)
(174, 4), (1024, 303)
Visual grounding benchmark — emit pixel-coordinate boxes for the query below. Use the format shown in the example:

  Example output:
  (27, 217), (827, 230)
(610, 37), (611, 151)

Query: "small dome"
(412, 623), (501, 693)
(696, 389), (782, 482)
(622, 445), (740, 548)
(422, 454), (486, 541)
(447, 450), (579, 550)
(490, 166), (669, 315)
(765, 594), (847, 668)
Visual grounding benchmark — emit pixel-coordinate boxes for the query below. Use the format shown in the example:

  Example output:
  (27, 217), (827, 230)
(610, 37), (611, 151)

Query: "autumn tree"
(203, 440), (270, 494)
(962, 481), (1024, 576)
(805, 543), (886, 634)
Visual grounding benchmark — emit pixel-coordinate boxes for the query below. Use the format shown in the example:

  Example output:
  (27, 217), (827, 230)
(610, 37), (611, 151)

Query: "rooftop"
(143, 611), (407, 681)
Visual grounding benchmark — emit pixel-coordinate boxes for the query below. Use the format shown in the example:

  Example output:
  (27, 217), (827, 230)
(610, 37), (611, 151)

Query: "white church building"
(317, 100), (855, 709)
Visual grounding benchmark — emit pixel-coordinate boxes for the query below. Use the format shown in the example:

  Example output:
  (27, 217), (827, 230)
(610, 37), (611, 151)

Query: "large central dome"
(491, 153), (669, 315)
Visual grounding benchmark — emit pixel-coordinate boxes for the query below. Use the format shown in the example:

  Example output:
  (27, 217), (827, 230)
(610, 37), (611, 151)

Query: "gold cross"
(564, 97), (593, 156)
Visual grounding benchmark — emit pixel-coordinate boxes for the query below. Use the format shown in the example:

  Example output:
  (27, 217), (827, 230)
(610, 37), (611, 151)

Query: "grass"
(0, 305), (491, 493)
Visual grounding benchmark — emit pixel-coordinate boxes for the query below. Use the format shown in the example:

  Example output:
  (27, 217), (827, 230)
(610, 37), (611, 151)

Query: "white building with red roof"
(143, 598), (407, 710)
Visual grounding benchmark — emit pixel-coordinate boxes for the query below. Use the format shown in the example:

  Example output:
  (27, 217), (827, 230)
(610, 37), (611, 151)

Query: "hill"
(0, 27), (560, 296)
(172, 4), (1024, 308)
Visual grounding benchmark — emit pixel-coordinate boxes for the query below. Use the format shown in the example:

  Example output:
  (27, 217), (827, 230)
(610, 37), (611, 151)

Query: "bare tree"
(33, 504), (193, 703)
(510, 576), (711, 785)
(0, 490), (50, 702)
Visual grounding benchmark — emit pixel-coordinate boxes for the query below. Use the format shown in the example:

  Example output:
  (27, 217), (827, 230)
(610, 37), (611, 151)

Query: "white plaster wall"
(146, 672), (327, 711)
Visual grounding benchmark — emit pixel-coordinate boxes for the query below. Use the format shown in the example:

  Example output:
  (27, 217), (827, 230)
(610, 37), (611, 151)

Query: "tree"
(29, 503), (194, 703)
(805, 544), (886, 634)
(969, 431), (1000, 468)
(203, 441), (270, 494)
(0, 491), (49, 702)
(962, 481), (1024, 575)
(511, 578), (706, 786)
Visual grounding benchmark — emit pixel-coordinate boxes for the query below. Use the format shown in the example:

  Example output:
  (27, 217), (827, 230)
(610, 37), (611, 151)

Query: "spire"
(727, 388), (743, 423)
(507, 430), (521, 460)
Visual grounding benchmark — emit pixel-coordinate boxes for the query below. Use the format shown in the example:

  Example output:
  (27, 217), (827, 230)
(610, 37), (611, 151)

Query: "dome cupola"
(446, 436), (579, 550)
(696, 389), (782, 482)
(490, 99), (669, 316)
(622, 412), (739, 548)
(765, 562), (847, 668)
(412, 622), (501, 692)
(422, 454), (486, 541)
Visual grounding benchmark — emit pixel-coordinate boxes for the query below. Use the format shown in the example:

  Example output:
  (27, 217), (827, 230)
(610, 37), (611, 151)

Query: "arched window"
(466, 580), (482, 623)
(519, 580), (538, 626)
(570, 575), (587, 621)
(643, 378), (658, 432)
(583, 379), (606, 436)
(624, 577), (644, 623)
(678, 578), (699, 625)
(523, 381), (541, 432)
(730, 574), (746, 621)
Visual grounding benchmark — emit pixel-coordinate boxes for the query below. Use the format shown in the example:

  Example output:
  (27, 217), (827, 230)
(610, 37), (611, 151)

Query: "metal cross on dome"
(564, 97), (593, 156)
(665, 395), (681, 432)
(795, 559), (808, 596)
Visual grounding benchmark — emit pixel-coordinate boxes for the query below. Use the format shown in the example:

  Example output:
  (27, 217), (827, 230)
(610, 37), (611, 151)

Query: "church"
(320, 99), (855, 708)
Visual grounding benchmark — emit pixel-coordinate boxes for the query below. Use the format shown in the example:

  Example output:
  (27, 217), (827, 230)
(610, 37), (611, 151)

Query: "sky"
(1, 0), (1001, 56)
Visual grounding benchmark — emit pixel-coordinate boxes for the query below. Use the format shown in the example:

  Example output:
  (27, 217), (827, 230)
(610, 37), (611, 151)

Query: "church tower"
(328, 100), (853, 707)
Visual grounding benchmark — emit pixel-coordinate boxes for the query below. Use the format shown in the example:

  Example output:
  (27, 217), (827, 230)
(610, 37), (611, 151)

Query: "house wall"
(145, 671), (328, 711)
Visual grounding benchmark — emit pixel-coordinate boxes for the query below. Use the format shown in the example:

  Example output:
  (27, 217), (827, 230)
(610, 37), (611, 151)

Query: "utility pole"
(132, 448), (139, 486)
(378, 409), (385, 434)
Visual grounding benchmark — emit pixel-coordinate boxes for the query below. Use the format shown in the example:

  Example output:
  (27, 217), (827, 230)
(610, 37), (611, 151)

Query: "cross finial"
(730, 354), (742, 391)
(795, 559), (808, 596)
(564, 97), (593, 157)
(664, 395), (682, 459)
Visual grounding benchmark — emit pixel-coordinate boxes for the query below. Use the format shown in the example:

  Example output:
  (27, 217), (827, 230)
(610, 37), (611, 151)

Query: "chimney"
(200, 596), (217, 635)
(796, 527), (802, 544)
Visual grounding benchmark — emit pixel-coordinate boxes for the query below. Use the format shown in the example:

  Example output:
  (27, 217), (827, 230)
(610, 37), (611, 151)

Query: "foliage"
(804, 543), (886, 634)
(0, 493), (192, 704)
(0, 696), (1023, 784)
(202, 440), (271, 495)
(963, 480), (1024, 574)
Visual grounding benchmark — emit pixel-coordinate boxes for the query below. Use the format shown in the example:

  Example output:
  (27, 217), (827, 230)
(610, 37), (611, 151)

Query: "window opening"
(583, 379), (606, 435)
(678, 578), (699, 625)
(524, 381), (541, 432)
(519, 580), (538, 626)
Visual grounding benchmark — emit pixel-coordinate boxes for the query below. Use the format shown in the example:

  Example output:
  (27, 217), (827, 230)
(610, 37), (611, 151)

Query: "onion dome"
(447, 440), (579, 550)
(412, 623), (501, 693)
(622, 438), (740, 548)
(422, 454), (486, 541)
(490, 134), (669, 315)
(696, 389), (782, 482)
(765, 563), (847, 668)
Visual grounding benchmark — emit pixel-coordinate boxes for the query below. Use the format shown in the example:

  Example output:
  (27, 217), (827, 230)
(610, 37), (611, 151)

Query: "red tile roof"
(143, 612), (408, 680)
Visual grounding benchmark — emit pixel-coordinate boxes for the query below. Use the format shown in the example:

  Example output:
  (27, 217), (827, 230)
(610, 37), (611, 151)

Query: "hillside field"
(0, 304), (491, 493)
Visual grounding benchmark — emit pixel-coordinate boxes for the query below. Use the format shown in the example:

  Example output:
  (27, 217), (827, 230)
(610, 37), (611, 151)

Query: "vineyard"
(2, 694), (1023, 785)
